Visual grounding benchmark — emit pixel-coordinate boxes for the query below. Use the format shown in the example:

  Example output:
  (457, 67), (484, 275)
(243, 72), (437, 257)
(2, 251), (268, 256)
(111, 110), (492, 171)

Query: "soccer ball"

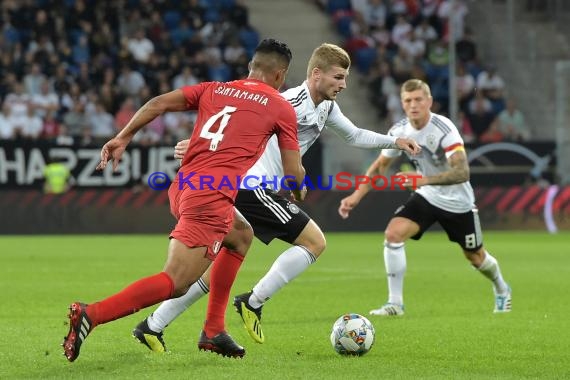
(330, 313), (375, 356)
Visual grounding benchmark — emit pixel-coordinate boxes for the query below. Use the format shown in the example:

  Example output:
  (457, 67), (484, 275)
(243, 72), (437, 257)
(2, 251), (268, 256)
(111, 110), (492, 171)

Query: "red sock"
(204, 248), (244, 337)
(87, 272), (174, 327)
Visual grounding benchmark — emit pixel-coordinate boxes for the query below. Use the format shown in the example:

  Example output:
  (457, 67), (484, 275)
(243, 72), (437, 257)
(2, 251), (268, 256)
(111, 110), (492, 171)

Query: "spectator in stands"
(367, 61), (397, 118)
(456, 27), (478, 65)
(32, 9), (55, 42)
(414, 17), (438, 44)
(467, 92), (497, 141)
(419, 0), (442, 33)
(399, 30), (426, 62)
(10, 43), (26, 79)
(456, 64), (475, 112)
(203, 37), (224, 64)
(42, 110), (60, 140)
(389, 0), (410, 18)
(427, 39), (449, 67)
(76, 63), (93, 92)
(229, 0), (250, 28)
(134, 114), (164, 146)
(172, 65), (200, 89)
(496, 99), (530, 141)
(122, 9), (147, 39)
(437, 0), (469, 41)
(391, 15), (413, 46)
(363, 0), (389, 29)
(117, 64), (146, 100)
(127, 29), (155, 64)
(88, 101), (115, 139)
(0, 59), (19, 102)
(4, 82), (30, 122)
(224, 38), (248, 66)
(60, 82), (88, 114)
(20, 104), (43, 140)
(370, 24), (392, 48)
(32, 80), (59, 119)
(476, 66), (505, 102)
(351, 0), (371, 20)
(72, 34), (90, 66)
(0, 0), (253, 147)
(392, 48), (414, 83)
(0, 105), (13, 139)
(55, 125), (75, 146)
(457, 110), (475, 143)
(98, 83), (120, 116)
(63, 102), (87, 137)
(344, 17), (375, 57)
(52, 63), (73, 103)
(479, 122), (504, 143)
(114, 98), (137, 133)
(23, 63), (47, 97)
(91, 22), (116, 56)
(27, 35), (55, 69)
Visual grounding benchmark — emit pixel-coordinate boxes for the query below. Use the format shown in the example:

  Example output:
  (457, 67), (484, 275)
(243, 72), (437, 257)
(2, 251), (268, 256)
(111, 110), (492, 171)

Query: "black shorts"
(235, 188), (311, 245)
(394, 192), (483, 251)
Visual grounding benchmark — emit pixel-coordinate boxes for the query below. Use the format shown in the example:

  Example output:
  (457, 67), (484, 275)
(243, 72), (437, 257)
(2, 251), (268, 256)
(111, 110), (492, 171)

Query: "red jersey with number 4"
(178, 79), (298, 198)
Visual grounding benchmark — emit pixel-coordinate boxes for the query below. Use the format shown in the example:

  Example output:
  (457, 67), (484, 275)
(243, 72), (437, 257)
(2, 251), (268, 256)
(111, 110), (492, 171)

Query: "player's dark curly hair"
(254, 38), (292, 65)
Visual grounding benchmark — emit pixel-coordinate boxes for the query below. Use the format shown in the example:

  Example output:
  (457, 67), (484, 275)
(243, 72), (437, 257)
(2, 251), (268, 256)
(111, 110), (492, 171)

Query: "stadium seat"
(204, 8), (221, 23)
(336, 15), (353, 38)
(218, 0), (236, 9)
(355, 47), (377, 75)
(208, 64), (232, 82)
(163, 10), (182, 31)
(467, 63), (483, 80)
(170, 27), (195, 47)
(239, 28), (260, 58)
(3, 26), (20, 44)
(491, 98), (506, 115)
(326, 0), (351, 15)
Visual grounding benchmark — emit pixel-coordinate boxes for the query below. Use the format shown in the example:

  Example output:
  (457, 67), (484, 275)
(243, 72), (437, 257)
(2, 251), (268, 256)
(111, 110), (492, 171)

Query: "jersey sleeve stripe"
(444, 142), (464, 152)
(287, 90), (307, 107)
(432, 116), (451, 133)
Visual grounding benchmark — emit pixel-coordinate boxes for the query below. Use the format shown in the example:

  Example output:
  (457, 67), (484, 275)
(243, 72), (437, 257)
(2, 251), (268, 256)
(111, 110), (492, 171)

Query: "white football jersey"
(242, 81), (397, 190)
(382, 113), (475, 213)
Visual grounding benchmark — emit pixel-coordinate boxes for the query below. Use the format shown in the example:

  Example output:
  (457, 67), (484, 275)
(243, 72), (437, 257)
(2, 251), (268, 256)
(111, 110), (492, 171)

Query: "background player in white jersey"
(132, 44), (421, 351)
(338, 79), (511, 316)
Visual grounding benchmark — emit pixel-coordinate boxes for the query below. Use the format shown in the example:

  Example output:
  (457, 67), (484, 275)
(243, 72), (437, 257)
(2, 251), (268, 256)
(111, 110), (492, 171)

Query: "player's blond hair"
(306, 43), (351, 77)
(401, 79), (432, 98)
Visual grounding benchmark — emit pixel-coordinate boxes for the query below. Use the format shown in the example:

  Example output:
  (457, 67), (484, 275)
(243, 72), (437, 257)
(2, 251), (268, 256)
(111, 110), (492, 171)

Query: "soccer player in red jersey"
(62, 38), (305, 361)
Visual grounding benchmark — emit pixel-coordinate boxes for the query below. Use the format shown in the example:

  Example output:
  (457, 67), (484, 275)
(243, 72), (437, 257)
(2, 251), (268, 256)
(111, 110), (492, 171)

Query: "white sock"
(384, 241), (406, 306)
(250, 245), (316, 308)
(147, 277), (209, 332)
(477, 251), (508, 294)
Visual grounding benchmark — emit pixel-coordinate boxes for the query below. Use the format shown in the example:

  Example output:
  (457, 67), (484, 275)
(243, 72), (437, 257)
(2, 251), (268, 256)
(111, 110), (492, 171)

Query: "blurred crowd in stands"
(0, 0), (259, 146)
(0, 0), (532, 147)
(317, 0), (531, 143)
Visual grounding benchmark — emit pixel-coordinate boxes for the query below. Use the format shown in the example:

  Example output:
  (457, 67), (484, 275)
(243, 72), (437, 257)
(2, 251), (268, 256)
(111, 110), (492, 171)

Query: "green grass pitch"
(1, 231), (569, 379)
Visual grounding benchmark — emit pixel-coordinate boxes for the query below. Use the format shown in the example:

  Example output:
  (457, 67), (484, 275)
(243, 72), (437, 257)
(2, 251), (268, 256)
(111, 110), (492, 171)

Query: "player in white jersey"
(339, 79), (511, 317)
(132, 44), (421, 351)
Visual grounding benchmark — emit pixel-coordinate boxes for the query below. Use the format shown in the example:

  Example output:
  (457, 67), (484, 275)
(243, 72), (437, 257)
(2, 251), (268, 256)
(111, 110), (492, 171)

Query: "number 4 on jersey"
(199, 105), (237, 151)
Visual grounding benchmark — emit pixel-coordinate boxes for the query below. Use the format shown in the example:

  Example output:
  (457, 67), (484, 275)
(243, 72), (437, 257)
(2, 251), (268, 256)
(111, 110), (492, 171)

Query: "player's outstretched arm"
(325, 108), (420, 155)
(395, 137), (421, 155)
(98, 90), (189, 171)
(338, 155), (395, 219)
